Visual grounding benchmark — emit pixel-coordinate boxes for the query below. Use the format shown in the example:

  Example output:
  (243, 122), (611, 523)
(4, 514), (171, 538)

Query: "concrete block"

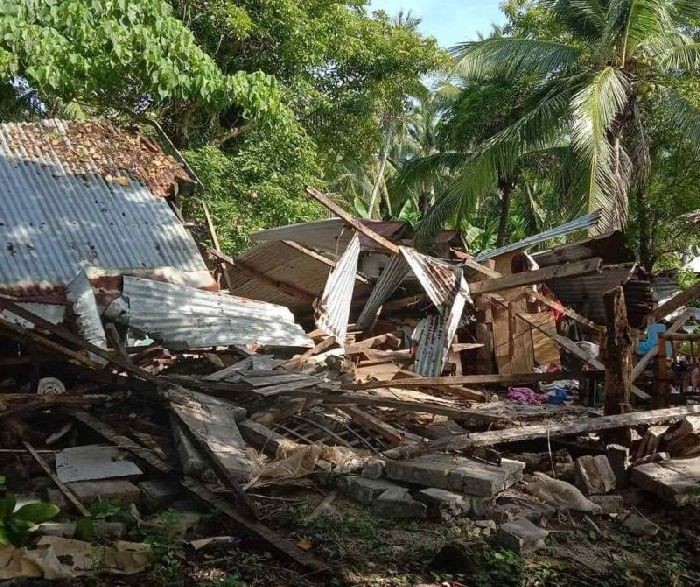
(589, 494), (625, 514)
(489, 497), (556, 524)
(621, 513), (659, 537)
(339, 475), (401, 505)
(606, 444), (630, 489)
(416, 488), (471, 519)
(575, 455), (616, 495)
(630, 456), (700, 506)
(138, 480), (182, 513)
(497, 518), (548, 554)
(65, 479), (140, 506)
(361, 460), (385, 480)
(371, 487), (426, 520)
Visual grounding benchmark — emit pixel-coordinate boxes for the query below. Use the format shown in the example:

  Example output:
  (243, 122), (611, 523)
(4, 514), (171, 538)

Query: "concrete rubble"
(0, 129), (698, 580)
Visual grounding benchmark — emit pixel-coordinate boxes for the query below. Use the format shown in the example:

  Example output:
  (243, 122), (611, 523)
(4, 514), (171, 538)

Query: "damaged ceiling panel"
(0, 119), (210, 298)
(122, 276), (313, 350)
(355, 253), (411, 330)
(476, 210), (603, 261)
(315, 234), (361, 345)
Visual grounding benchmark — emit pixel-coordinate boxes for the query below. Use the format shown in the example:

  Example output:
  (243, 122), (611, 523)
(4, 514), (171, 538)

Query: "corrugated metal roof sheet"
(476, 210), (603, 261)
(315, 234), (360, 344)
(252, 218), (405, 254)
(355, 253), (410, 330)
(0, 119), (209, 297)
(122, 276), (312, 350)
(400, 247), (457, 308)
(66, 268), (107, 361)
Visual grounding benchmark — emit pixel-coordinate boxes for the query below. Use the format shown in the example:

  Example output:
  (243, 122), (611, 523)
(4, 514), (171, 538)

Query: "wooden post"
(603, 287), (632, 416)
(654, 334), (669, 408)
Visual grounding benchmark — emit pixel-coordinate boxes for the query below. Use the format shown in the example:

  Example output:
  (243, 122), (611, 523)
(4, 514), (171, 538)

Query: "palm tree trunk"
(635, 185), (653, 270)
(496, 179), (514, 247)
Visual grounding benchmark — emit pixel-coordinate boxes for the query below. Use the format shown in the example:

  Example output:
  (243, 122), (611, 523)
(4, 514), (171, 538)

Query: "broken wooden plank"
(469, 258), (603, 294)
(450, 342), (485, 352)
(395, 368), (486, 402)
(281, 240), (370, 285)
(306, 187), (400, 253)
(345, 333), (402, 355)
(632, 308), (695, 380)
(203, 357), (254, 382)
(203, 201), (234, 292)
(383, 405), (700, 460)
(69, 411), (329, 574)
(281, 336), (337, 371)
(652, 281), (700, 322)
(337, 406), (404, 445)
(241, 373), (317, 387)
(253, 378), (322, 398)
(603, 287), (633, 415)
(461, 257), (502, 279)
(22, 441), (90, 517)
(346, 370), (601, 391)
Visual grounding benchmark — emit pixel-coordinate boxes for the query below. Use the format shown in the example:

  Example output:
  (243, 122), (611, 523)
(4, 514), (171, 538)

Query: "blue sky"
(369, 0), (506, 48)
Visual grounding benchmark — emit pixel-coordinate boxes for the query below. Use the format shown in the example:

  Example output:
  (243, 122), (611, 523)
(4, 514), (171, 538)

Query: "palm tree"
(424, 0), (700, 266)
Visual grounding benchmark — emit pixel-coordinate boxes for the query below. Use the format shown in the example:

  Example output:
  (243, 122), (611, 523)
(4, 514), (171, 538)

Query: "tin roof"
(0, 119), (209, 297)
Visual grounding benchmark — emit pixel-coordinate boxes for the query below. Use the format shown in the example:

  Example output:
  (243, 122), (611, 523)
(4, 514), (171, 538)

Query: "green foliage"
(0, 494), (60, 546)
(183, 133), (323, 255)
(0, 0), (283, 123)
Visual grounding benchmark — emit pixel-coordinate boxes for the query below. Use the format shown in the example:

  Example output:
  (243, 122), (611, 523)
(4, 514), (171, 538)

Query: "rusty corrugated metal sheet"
(355, 253), (410, 330)
(122, 276), (312, 350)
(400, 247), (457, 308)
(546, 263), (655, 328)
(533, 231), (634, 267)
(0, 119), (210, 297)
(315, 234), (360, 344)
(476, 210), (603, 261)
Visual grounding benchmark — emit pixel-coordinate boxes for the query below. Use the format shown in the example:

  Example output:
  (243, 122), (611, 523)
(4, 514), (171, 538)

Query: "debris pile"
(1, 121), (699, 583)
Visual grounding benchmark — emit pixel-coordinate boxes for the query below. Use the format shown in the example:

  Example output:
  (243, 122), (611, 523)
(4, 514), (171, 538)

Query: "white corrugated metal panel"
(0, 119), (208, 295)
(412, 276), (467, 377)
(315, 234), (360, 344)
(401, 247), (458, 308)
(476, 210), (603, 261)
(122, 276), (312, 350)
(356, 253), (410, 330)
(66, 268), (107, 362)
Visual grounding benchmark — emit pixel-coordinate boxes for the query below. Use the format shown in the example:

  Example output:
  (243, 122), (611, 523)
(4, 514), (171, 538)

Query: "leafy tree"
(440, 0), (700, 267)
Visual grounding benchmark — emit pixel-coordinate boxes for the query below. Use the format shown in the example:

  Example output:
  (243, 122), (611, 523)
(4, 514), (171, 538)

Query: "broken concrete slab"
(589, 494), (625, 514)
(361, 460), (385, 480)
(606, 444), (630, 489)
(339, 476), (402, 505)
(621, 513), (659, 537)
(416, 488), (471, 520)
(496, 518), (548, 554)
(65, 480), (140, 506)
(384, 454), (524, 497)
(489, 497), (557, 524)
(630, 455), (700, 506)
(138, 480), (181, 513)
(170, 415), (213, 480)
(55, 445), (142, 483)
(372, 487), (426, 520)
(575, 455), (616, 495)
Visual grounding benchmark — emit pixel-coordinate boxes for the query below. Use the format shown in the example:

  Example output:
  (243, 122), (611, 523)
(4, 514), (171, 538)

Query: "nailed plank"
(22, 441), (90, 517)
(384, 405), (700, 460)
(281, 336), (337, 371)
(469, 258), (603, 294)
(346, 370), (601, 391)
(633, 309), (694, 380)
(337, 406), (404, 445)
(69, 411), (328, 574)
(652, 281), (700, 322)
(306, 187), (400, 253)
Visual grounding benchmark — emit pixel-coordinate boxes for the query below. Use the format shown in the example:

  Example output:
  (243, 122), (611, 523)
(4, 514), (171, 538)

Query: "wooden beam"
(529, 290), (604, 333)
(469, 258), (603, 294)
(282, 240), (370, 285)
(632, 309), (694, 380)
(209, 248), (316, 304)
(281, 336), (337, 371)
(345, 370), (601, 391)
(653, 281), (700, 322)
(306, 187), (400, 253)
(462, 257), (502, 279)
(22, 441), (90, 517)
(383, 405), (700, 460)
(202, 201), (234, 291)
(336, 406), (404, 445)
(603, 287), (633, 415)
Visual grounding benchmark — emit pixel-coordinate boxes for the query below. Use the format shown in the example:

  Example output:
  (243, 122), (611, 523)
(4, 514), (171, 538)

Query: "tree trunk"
(635, 184), (653, 271)
(603, 286), (632, 416)
(496, 179), (514, 247)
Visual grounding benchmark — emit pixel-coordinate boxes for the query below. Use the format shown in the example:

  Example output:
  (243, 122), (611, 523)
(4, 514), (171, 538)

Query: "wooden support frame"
(652, 281), (700, 322)
(632, 309), (694, 380)
(602, 287), (633, 415)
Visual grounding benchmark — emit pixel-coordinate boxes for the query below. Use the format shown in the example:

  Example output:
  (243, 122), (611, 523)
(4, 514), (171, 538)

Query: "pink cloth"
(507, 386), (547, 405)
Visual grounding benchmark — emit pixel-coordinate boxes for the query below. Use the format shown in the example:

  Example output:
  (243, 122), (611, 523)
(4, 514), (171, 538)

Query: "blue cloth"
(637, 323), (673, 356)
(547, 387), (568, 405)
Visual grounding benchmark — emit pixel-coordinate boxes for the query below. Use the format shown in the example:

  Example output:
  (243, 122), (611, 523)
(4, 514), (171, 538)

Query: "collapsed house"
(0, 120), (699, 582)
